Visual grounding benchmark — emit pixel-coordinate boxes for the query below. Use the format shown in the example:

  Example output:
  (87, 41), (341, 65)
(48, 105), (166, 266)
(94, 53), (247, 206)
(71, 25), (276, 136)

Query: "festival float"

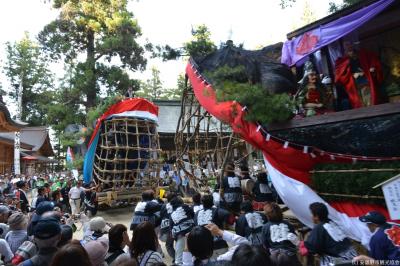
(184, 0), (400, 246)
(83, 97), (162, 206)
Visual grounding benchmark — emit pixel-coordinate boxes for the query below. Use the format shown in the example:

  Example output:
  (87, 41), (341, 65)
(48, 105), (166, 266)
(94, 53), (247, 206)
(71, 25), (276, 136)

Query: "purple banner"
(281, 0), (395, 66)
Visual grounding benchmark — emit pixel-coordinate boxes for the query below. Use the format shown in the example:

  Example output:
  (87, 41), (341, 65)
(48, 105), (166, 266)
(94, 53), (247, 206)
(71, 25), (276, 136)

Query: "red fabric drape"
(335, 50), (383, 108)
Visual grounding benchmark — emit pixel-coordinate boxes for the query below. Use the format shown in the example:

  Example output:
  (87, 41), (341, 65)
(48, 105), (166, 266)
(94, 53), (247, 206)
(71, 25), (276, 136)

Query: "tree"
(155, 24), (217, 61)
(163, 74), (186, 100)
(38, 0), (147, 111)
(328, 0), (362, 13)
(3, 32), (54, 126)
(137, 67), (163, 100)
(300, 0), (317, 26)
(279, 0), (362, 13)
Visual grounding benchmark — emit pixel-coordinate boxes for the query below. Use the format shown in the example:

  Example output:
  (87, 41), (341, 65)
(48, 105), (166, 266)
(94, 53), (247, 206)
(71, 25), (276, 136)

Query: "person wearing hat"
(81, 216), (110, 246)
(21, 217), (62, 266)
(359, 211), (400, 263)
(27, 201), (55, 236)
(296, 61), (326, 117)
(5, 212), (29, 253)
(84, 238), (109, 266)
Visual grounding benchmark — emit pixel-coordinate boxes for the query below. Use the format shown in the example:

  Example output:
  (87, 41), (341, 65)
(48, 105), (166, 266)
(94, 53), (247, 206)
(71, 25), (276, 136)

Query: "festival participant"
(358, 211), (400, 264)
(68, 180), (85, 217)
(191, 192), (203, 213)
(5, 212), (28, 254)
(84, 183), (98, 217)
(50, 242), (92, 266)
(235, 200), (267, 246)
(21, 217), (62, 266)
(262, 203), (301, 266)
(159, 192), (176, 260)
(251, 172), (274, 211)
(16, 181), (29, 213)
(170, 196), (195, 265)
(130, 190), (162, 231)
(195, 194), (232, 257)
(335, 41), (383, 108)
(304, 202), (357, 266)
(60, 178), (72, 213)
(220, 163), (242, 214)
(239, 165), (251, 180)
(35, 187), (48, 209)
(115, 221), (163, 266)
(105, 224), (129, 266)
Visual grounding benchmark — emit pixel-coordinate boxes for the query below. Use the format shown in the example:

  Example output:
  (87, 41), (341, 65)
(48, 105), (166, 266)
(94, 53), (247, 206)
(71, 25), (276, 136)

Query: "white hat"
(89, 217), (110, 233)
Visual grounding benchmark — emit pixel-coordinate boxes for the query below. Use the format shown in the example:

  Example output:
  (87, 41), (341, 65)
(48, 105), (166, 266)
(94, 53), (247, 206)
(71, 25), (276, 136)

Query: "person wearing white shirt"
(68, 180), (86, 216)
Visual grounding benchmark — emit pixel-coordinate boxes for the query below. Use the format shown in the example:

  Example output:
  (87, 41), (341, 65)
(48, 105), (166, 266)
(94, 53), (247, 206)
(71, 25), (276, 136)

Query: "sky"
(0, 0), (341, 109)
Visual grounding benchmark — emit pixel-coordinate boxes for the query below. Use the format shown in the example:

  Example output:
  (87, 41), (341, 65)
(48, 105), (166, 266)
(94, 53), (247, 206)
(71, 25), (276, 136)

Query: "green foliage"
(163, 74), (185, 100)
(137, 67), (163, 100)
(312, 161), (400, 204)
(2, 32), (54, 126)
(155, 24), (216, 61)
(86, 94), (124, 128)
(207, 66), (294, 125)
(183, 25), (217, 59)
(328, 0), (362, 13)
(39, 0), (146, 110)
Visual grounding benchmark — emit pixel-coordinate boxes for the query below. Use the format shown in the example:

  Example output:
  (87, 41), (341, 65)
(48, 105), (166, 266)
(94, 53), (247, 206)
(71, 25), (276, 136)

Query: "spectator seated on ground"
(28, 201), (55, 236)
(183, 223), (249, 265)
(6, 212), (29, 254)
(231, 244), (273, 266)
(114, 221), (163, 266)
(235, 200), (267, 246)
(81, 216), (110, 246)
(20, 216), (62, 266)
(0, 205), (11, 239)
(105, 224), (129, 266)
(84, 238), (109, 266)
(50, 241), (92, 266)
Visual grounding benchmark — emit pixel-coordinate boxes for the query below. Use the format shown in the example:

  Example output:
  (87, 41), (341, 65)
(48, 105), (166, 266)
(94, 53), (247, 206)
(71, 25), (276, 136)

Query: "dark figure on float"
(335, 41), (383, 108)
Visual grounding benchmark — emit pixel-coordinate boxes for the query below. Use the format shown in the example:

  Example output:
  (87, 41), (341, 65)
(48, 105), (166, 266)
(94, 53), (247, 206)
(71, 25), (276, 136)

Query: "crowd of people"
(0, 165), (399, 266)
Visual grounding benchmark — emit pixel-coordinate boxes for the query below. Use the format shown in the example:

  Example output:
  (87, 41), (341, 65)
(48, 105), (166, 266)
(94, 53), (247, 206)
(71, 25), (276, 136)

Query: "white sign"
(14, 132), (21, 175)
(382, 176), (400, 220)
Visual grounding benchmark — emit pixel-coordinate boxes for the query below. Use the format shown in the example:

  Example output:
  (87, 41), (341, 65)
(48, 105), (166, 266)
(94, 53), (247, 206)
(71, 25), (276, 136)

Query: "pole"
(14, 74), (23, 175)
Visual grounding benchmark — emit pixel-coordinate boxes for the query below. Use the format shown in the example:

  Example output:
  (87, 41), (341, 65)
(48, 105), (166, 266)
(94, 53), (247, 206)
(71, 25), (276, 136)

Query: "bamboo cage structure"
(92, 116), (162, 192)
(175, 81), (246, 191)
